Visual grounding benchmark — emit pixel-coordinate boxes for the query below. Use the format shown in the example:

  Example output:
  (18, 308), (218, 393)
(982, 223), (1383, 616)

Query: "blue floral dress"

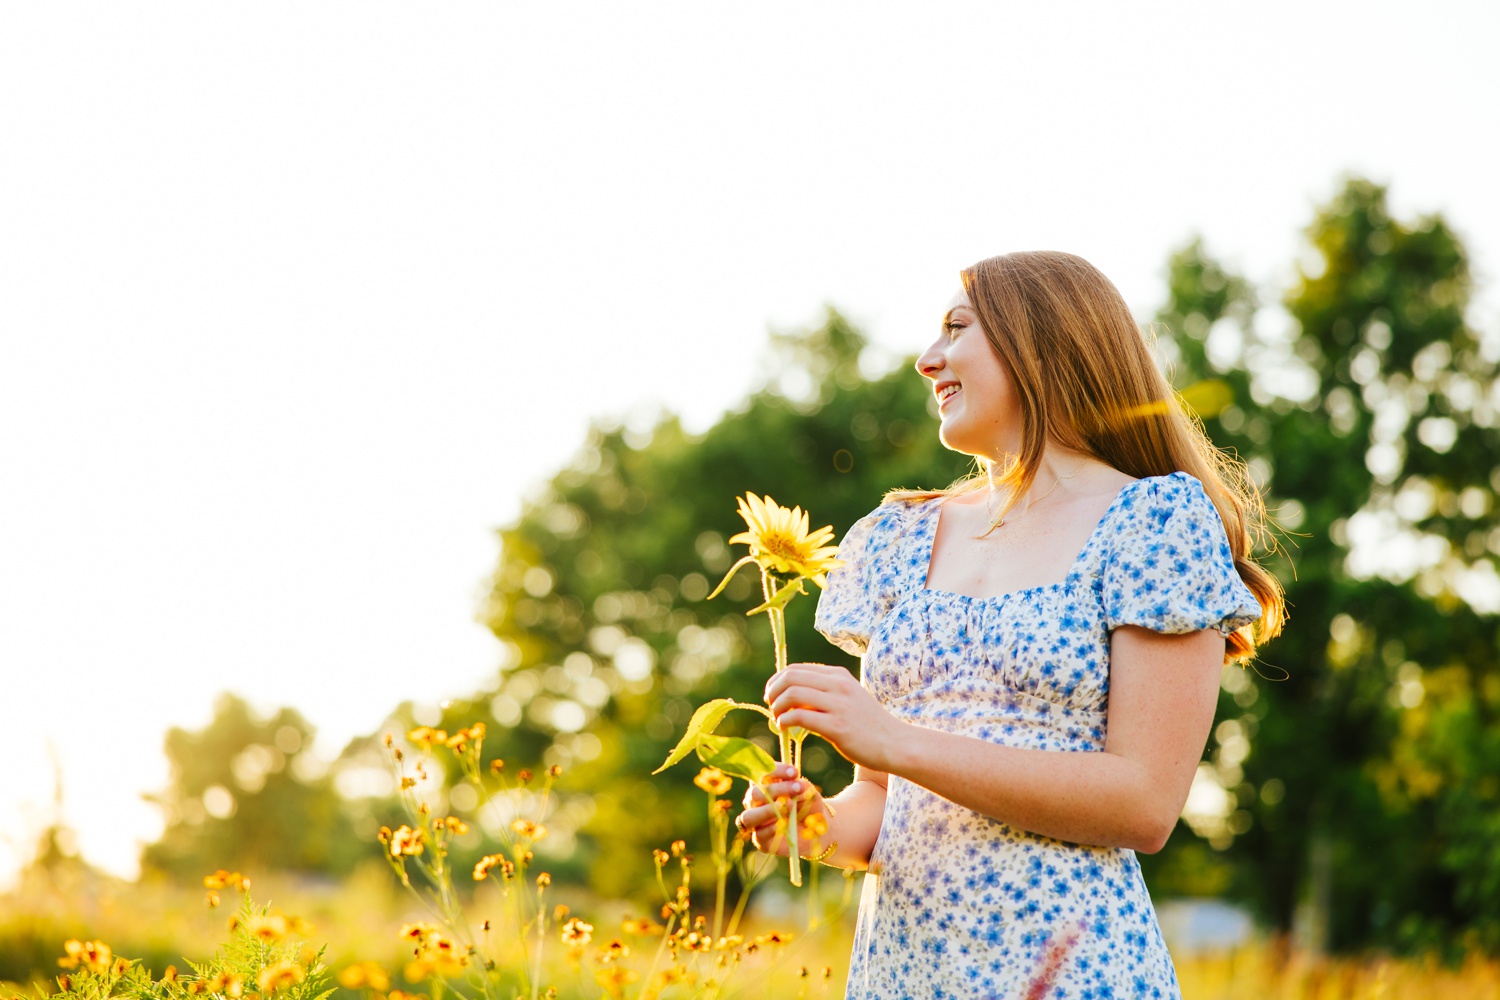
(814, 472), (1261, 1000)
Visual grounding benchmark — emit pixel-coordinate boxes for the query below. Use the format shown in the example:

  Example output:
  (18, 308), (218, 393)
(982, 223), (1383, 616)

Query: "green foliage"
(1137, 178), (1500, 955)
(23, 893), (333, 1000)
(142, 694), (364, 880)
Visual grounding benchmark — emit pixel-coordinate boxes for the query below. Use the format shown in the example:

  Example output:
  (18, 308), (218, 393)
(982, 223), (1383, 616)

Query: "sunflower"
(725, 493), (842, 585)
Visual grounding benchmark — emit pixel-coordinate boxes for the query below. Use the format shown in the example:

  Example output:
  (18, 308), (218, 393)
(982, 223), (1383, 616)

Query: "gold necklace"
(986, 459), (1089, 527)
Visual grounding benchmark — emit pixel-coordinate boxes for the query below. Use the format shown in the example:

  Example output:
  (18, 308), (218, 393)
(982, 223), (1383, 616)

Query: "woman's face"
(915, 289), (1023, 460)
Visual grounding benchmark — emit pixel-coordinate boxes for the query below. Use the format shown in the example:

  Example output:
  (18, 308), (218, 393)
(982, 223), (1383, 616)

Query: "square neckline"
(917, 477), (1144, 604)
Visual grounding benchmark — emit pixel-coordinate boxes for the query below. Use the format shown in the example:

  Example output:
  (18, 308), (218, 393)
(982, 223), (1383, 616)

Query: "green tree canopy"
(142, 693), (362, 880)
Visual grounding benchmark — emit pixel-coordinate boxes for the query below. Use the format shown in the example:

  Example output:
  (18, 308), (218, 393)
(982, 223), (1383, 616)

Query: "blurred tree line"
(133, 177), (1499, 956)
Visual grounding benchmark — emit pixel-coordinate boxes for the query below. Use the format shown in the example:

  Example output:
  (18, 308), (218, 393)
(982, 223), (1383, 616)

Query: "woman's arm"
(741, 763), (888, 870)
(765, 624), (1224, 854)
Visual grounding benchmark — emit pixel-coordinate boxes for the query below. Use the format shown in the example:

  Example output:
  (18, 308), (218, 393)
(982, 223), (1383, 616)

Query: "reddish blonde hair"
(891, 251), (1284, 663)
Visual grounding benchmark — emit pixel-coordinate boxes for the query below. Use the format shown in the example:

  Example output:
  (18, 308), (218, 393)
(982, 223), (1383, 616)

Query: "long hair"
(890, 251), (1285, 664)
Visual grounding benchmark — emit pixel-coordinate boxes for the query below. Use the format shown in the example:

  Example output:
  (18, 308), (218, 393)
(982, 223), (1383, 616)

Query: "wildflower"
(401, 777), (416, 790)
(438, 816), (469, 835)
(799, 812), (828, 839)
(594, 966), (637, 998)
(754, 931), (793, 947)
(161, 966), (179, 984)
(58, 940), (112, 975)
(670, 839), (686, 857)
(243, 913), (289, 942)
(548, 764), (563, 778)
(725, 493), (842, 585)
(399, 922), (442, 943)
(337, 963), (391, 991)
(445, 723), (484, 752)
(489, 759), (505, 774)
(206, 891), (221, 908)
(473, 854), (506, 881)
(554, 904), (570, 921)
(711, 798), (732, 814)
(510, 819), (547, 840)
(536, 872), (551, 888)
(256, 962), (305, 993)
(652, 849), (670, 867)
(112, 958), (131, 977)
(599, 939), (630, 962)
(205, 971), (244, 997)
(203, 870), (251, 891)
(388, 825), (425, 857)
(517, 768), (533, 784)
(407, 727), (448, 750)
(693, 767), (732, 796)
(560, 918), (593, 947)
(621, 917), (663, 936)
(714, 935), (743, 950)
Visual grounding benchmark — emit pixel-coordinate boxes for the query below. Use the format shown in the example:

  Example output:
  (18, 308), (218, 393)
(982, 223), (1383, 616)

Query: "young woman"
(737, 251), (1285, 998)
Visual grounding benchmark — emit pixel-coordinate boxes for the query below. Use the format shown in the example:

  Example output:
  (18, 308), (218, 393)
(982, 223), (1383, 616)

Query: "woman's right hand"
(739, 763), (832, 859)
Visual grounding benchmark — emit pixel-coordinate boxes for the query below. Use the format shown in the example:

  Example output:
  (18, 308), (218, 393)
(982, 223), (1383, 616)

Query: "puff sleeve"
(1101, 472), (1262, 636)
(814, 502), (913, 657)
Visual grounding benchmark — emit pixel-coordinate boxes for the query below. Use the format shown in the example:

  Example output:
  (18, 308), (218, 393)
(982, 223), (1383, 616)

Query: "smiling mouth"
(937, 384), (960, 408)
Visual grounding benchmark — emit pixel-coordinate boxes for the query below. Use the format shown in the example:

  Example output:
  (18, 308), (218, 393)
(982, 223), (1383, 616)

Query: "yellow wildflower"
(206, 971), (245, 997)
(536, 872), (551, 888)
(111, 958), (131, 977)
(755, 931), (793, 947)
(693, 767), (732, 796)
(406, 727), (448, 750)
(726, 493), (842, 585)
(399, 922), (442, 943)
(652, 849), (670, 867)
(243, 913), (288, 942)
(594, 966), (637, 999)
(203, 870), (250, 891)
(489, 759), (505, 774)
(161, 966), (179, 984)
(511, 819), (547, 840)
(799, 812), (829, 838)
(472, 854), (506, 881)
(621, 916), (663, 936)
(388, 825), (425, 857)
(517, 768), (533, 783)
(58, 940), (112, 975)
(438, 816), (469, 835)
(205, 891), (221, 908)
(670, 839), (686, 857)
(560, 917), (593, 947)
(338, 962), (390, 991)
(256, 962), (305, 993)
(600, 939), (630, 961)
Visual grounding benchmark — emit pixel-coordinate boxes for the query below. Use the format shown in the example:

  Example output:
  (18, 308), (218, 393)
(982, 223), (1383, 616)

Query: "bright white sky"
(3, 2), (1498, 886)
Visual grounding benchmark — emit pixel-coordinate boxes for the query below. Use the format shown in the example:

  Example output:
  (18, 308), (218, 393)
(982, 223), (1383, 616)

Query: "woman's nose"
(915, 341), (945, 378)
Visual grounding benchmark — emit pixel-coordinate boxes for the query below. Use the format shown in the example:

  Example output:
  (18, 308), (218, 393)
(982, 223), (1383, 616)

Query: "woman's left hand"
(765, 663), (906, 771)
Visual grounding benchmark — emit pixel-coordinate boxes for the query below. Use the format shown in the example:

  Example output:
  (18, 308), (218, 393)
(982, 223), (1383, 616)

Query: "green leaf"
(706, 555), (760, 600)
(746, 577), (805, 616)
(653, 698), (767, 774)
(695, 735), (777, 784)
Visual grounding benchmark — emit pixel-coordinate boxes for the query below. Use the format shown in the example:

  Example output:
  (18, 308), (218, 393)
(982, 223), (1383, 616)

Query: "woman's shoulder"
(1110, 471), (1213, 519)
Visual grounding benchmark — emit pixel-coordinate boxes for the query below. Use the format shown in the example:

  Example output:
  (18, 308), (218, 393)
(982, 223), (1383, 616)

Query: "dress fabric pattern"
(814, 472), (1261, 1000)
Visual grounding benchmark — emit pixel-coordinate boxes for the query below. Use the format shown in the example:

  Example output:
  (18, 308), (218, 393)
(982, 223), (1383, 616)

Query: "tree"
(141, 693), (363, 880)
(1141, 178), (1500, 954)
